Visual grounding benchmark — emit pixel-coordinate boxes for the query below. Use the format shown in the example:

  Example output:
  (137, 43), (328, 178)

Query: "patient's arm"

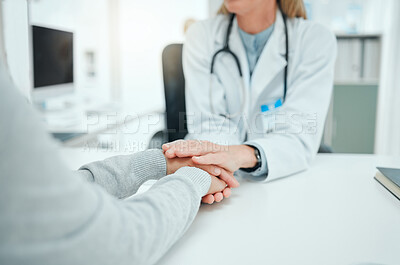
(77, 149), (167, 199)
(77, 149), (239, 200)
(0, 63), (226, 265)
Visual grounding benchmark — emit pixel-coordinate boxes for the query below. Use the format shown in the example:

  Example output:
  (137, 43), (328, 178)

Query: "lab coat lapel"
(250, 9), (287, 101)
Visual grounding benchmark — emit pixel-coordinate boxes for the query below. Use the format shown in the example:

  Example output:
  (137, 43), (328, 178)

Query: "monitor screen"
(32, 26), (73, 88)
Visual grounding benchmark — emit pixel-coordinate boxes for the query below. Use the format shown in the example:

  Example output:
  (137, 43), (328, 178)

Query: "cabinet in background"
(323, 34), (381, 154)
(323, 84), (378, 154)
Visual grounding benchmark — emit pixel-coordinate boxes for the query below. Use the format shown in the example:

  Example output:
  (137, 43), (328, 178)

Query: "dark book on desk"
(375, 167), (400, 200)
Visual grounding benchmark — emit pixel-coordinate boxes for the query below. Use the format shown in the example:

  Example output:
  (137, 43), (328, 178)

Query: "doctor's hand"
(163, 140), (257, 204)
(165, 156), (235, 203)
(163, 140), (258, 173)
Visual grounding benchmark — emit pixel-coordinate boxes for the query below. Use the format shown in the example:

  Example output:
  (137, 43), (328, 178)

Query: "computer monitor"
(31, 25), (74, 102)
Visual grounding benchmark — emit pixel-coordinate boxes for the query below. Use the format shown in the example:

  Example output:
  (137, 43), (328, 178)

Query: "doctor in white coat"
(164, 0), (337, 203)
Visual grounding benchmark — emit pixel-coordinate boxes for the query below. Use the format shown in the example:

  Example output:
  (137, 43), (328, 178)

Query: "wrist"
(165, 156), (193, 175)
(234, 145), (258, 168)
(165, 157), (177, 175)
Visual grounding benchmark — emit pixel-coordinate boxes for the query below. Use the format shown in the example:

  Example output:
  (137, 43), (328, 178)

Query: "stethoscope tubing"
(209, 8), (288, 119)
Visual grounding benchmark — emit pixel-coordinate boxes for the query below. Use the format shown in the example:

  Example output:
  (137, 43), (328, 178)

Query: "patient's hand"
(163, 140), (257, 204)
(166, 156), (238, 187)
(203, 185), (232, 204)
(165, 156), (236, 204)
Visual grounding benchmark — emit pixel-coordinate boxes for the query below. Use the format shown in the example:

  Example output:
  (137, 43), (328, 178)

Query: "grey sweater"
(0, 63), (211, 265)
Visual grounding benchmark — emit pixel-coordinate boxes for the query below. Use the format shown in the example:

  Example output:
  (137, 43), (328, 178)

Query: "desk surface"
(62, 149), (400, 265)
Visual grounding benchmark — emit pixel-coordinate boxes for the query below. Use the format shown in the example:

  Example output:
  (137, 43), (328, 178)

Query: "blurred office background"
(1, 0), (399, 155)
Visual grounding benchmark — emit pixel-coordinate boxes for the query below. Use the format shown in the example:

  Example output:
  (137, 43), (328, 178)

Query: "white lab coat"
(183, 9), (337, 181)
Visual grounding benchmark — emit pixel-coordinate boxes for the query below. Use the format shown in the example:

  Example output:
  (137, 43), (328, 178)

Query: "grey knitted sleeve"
(173, 167), (211, 197)
(0, 61), (214, 265)
(77, 149), (167, 199)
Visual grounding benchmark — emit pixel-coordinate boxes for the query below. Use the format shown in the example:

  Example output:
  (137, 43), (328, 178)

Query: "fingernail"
(214, 168), (221, 175)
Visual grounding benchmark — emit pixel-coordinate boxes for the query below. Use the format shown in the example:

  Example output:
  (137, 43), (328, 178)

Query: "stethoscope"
(209, 8), (289, 118)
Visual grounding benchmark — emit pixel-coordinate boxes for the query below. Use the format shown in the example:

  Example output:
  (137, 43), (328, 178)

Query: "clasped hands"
(163, 140), (258, 204)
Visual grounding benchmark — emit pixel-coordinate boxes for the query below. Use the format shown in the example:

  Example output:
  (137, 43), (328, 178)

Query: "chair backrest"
(162, 44), (188, 142)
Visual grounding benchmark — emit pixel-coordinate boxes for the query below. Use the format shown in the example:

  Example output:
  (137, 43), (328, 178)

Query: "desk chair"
(148, 44), (187, 149)
(148, 44), (333, 153)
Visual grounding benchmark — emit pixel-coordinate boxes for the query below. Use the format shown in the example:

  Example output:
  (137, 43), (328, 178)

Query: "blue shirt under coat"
(239, 23), (275, 76)
(239, 23), (275, 177)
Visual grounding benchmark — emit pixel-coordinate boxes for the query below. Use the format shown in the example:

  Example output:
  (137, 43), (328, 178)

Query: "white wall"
(374, 0), (400, 156)
(118, 0), (208, 114)
(304, 0), (383, 33)
(2, 0), (113, 102)
(2, 0), (30, 96)
(209, 0), (223, 17)
(29, 0), (112, 102)
(3, 0), (209, 111)
(209, 0), (382, 33)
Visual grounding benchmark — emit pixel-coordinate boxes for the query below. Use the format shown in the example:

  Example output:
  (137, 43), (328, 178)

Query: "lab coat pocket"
(260, 98), (283, 134)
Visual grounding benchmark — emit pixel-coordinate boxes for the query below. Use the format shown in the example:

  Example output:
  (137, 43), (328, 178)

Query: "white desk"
(45, 108), (165, 149)
(35, 97), (165, 148)
(62, 149), (400, 265)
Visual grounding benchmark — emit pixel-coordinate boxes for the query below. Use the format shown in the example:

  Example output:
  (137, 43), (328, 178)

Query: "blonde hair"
(218, 0), (307, 19)
(183, 18), (197, 34)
